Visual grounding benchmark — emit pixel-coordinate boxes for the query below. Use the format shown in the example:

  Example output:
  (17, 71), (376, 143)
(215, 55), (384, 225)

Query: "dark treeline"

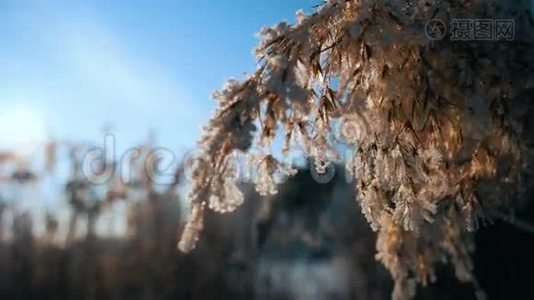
(0, 160), (533, 299)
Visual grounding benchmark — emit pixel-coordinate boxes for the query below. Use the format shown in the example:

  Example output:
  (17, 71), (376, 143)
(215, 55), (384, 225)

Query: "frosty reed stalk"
(179, 1), (534, 299)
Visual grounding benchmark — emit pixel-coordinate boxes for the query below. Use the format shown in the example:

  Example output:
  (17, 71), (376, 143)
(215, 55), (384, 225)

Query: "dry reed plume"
(179, 1), (534, 299)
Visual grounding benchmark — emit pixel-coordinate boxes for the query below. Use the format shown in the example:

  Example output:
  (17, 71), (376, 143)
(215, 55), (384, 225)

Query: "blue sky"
(0, 0), (318, 153)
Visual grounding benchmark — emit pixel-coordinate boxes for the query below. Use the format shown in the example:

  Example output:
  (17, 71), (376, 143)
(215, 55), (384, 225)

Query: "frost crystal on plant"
(252, 154), (297, 196)
(179, 1), (534, 299)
